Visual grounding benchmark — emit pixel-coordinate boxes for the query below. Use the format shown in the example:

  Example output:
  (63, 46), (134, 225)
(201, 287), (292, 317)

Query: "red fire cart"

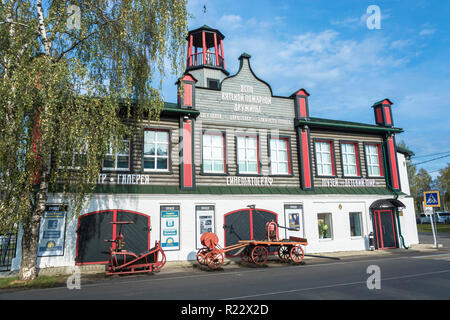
(196, 220), (308, 270)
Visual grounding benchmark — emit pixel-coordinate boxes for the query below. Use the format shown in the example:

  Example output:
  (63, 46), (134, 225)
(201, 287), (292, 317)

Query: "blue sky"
(161, 0), (450, 178)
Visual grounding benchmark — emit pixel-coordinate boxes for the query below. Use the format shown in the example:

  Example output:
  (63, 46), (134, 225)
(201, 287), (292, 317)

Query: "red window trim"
(341, 141), (361, 177)
(269, 136), (292, 175)
(364, 142), (384, 177)
(236, 132), (261, 175)
(143, 128), (171, 172)
(314, 139), (336, 176)
(202, 130), (227, 174)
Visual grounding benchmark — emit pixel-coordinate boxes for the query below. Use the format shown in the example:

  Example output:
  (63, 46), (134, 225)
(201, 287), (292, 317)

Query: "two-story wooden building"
(12, 25), (419, 270)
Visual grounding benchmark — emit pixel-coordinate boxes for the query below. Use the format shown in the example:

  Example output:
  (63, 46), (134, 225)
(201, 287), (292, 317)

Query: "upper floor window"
(202, 131), (226, 174)
(314, 140), (335, 176)
(341, 142), (360, 177)
(59, 142), (87, 170)
(269, 137), (291, 175)
(364, 143), (383, 177)
(143, 129), (170, 172)
(236, 134), (260, 174)
(102, 139), (130, 171)
(207, 78), (220, 90)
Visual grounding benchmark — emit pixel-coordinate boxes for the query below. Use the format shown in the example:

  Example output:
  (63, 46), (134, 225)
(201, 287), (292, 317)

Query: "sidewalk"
(25, 241), (445, 278)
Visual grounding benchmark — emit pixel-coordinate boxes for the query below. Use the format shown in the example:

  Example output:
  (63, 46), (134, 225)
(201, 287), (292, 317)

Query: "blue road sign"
(424, 191), (440, 207)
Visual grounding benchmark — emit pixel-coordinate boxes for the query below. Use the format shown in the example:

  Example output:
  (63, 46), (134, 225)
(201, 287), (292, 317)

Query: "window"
(71, 147), (87, 169)
(102, 139), (130, 171)
(349, 212), (362, 237)
(317, 213), (333, 239)
(269, 137), (291, 175)
(59, 143), (87, 170)
(341, 142), (360, 177)
(207, 78), (220, 90)
(202, 131), (225, 174)
(365, 144), (383, 177)
(315, 140), (335, 176)
(237, 134), (259, 174)
(143, 129), (170, 171)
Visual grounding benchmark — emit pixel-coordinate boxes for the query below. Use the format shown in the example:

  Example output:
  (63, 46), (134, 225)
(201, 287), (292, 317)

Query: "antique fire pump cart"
(196, 220), (308, 270)
(104, 221), (166, 275)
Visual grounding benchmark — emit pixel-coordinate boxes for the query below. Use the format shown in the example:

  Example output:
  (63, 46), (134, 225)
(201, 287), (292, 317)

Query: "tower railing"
(188, 52), (224, 68)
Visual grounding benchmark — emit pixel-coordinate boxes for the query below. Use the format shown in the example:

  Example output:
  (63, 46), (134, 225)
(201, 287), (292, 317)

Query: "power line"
(412, 150), (450, 159)
(412, 154), (450, 166)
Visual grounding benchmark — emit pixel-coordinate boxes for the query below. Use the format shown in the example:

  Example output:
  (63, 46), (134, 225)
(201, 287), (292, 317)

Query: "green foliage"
(318, 221), (329, 238)
(0, 1), (188, 233)
(437, 163), (450, 210)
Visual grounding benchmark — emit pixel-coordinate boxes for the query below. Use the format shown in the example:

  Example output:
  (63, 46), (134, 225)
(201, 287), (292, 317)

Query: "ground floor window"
(317, 213), (333, 239)
(349, 212), (363, 237)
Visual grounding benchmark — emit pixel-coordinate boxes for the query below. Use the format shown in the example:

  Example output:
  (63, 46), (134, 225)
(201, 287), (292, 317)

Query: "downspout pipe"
(382, 141), (409, 249)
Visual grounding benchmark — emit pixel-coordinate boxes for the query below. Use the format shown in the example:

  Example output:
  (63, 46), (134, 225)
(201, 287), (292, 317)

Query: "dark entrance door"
(224, 208), (278, 256)
(76, 210), (150, 265)
(372, 210), (397, 249)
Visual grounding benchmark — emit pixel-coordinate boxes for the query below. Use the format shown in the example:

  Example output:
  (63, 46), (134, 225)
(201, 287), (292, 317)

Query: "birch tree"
(0, 0), (188, 280)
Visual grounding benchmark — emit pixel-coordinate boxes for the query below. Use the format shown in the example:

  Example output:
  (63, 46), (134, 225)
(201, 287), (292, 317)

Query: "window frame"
(349, 212), (363, 238)
(235, 132), (261, 176)
(339, 140), (362, 178)
(268, 134), (293, 176)
(206, 78), (220, 90)
(59, 141), (88, 170)
(363, 142), (384, 178)
(142, 128), (172, 173)
(200, 129), (228, 176)
(313, 138), (337, 178)
(102, 138), (132, 172)
(317, 212), (333, 240)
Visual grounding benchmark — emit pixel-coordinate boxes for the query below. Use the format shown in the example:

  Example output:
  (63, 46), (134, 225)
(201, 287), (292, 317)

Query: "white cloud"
(218, 15), (242, 30)
(390, 39), (411, 49)
(419, 28), (436, 36)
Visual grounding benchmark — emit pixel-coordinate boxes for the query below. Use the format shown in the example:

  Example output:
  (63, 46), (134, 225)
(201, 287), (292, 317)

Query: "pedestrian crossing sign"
(424, 191), (440, 207)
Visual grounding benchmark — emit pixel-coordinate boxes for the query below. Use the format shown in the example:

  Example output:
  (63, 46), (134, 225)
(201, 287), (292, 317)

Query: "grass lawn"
(417, 223), (450, 233)
(0, 274), (68, 290)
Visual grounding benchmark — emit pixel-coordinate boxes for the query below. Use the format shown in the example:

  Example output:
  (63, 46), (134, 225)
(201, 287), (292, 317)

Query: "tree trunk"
(18, 171), (49, 281)
(18, 218), (40, 281)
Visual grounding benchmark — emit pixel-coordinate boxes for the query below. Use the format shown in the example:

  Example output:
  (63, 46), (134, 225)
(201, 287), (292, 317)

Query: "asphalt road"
(1, 248), (449, 301)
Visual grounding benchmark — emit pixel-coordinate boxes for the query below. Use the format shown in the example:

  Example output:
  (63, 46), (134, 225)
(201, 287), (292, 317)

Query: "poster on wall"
(284, 204), (303, 239)
(37, 204), (67, 257)
(160, 205), (180, 251)
(195, 205), (215, 249)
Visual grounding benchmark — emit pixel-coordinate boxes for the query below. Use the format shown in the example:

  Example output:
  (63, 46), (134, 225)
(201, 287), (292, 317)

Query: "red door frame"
(75, 209), (151, 265)
(372, 209), (397, 250)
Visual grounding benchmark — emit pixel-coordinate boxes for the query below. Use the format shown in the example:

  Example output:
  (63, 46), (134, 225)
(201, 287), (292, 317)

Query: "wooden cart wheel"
(278, 245), (291, 263)
(239, 247), (252, 264)
(251, 246), (269, 264)
(206, 251), (224, 270)
(290, 245), (304, 264)
(196, 248), (209, 265)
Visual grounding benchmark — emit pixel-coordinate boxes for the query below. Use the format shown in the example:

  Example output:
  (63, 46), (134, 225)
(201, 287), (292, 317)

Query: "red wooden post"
(214, 33), (219, 66)
(220, 39), (225, 69)
(188, 34), (193, 67)
(202, 31), (206, 65)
